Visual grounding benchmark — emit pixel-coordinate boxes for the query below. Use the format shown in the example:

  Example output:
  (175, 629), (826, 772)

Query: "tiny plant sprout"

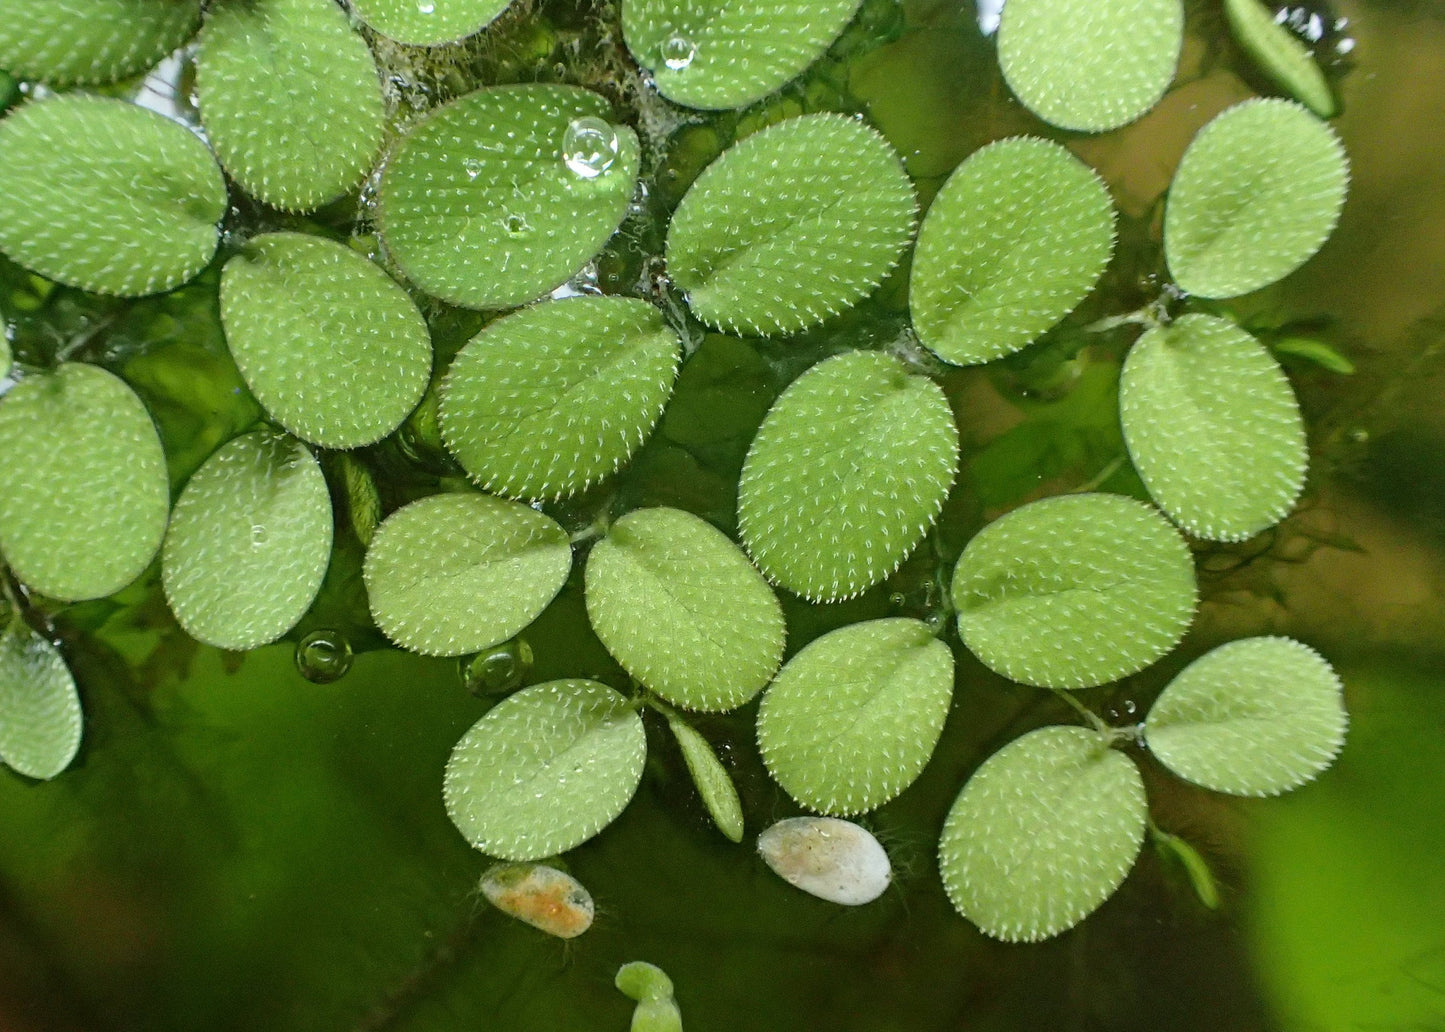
(757, 816), (892, 906)
(479, 862), (595, 940)
(615, 961), (684, 1032)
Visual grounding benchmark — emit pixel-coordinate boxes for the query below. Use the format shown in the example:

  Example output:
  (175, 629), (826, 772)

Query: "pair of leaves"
(363, 492), (571, 657)
(196, 0), (386, 212)
(667, 113), (916, 336)
(951, 493), (1197, 689)
(757, 618), (953, 816)
(350, 0), (512, 46)
(0, 620), (83, 781)
(440, 295), (680, 500)
(443, 679), (646, 860)
(0, 0), (200, 85)
(998, 0), (1184, 132)
(622, 0), (862, 110)
(0, 95), (226, 297)
(220, 232), (433, 449)
(0, 363), (170, 602)
(910, 136), (1115, 366)
(586, 506), (785, 713)
(938, 635), (1347, 942)
(162, 430), (333, 651)
(378, 84), (640, 310)
(738, 350), (959, 602)
(616, 961), (684, 1032)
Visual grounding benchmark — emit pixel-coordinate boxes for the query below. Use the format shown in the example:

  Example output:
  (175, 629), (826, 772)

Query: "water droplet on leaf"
(660, 32), (696, 70)
(294, 629), (353, 685)
(562, 115), (619, 179)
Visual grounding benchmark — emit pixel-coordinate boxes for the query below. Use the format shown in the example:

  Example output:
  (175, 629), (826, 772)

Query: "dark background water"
(2, 1), (1444, 1030)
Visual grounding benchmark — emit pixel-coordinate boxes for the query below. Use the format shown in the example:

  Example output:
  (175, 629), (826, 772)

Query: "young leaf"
(0, 95), (226, 296)
(378, 84), (640, 310)
(0, 363), (170, 602)
(440, 296), (680, 500)
(1144, 636), (1347, 796)
(951, 493), (1197, 689)
(443, 679), (646, 860)
(0, 621), (83, 780)
(479, 862), (595, 939)
(998, 0), (1183, 132)
(1224, 0), (1337, 118)
(1120, 313), (1308, 542)
(162, 431), (333, 651)
(220, 232), (432, 449)
(0, 335), (9, 380)
(363, 492), (571, 657)
(585, 507), (784, 712)
(1164, 99), (1349, 299)
(1272, 336), (1355, 375)
(738, 350), (959, 602)
(0, 0), (201, 85)
(666, 715), (745, 842)
(621, 0), (862, 110)
(937, 725), (1147, 942)
(349, 0), (512, 46)
(757, 816), (892, 906)
(616, 961), (684, 1032)
(196, 0), (386, 212)
(666, 114), (916, 336)
(910, 136), (1116, 366)
(757, 618), (953, 816)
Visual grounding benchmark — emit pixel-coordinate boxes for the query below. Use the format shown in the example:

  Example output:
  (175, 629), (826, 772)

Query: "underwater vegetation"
(0, 0), (1380, 1021)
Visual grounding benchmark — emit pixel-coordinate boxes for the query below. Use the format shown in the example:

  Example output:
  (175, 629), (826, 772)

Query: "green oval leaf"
(1224, 0), (1337, 119)
(622, 0), (862, 110)
(440, 296), (679, 500)
(910, 136), (1115, 366)
(0, 363), (169, 602)
(757, 618), (953, 816)
(442, 679), (646, 860)
(162, 431), (333, 651)
(739, 350), (959, 602)
(998, 0), (1183, 132)
(1164, 99), (1348, 299)
(364, 492), (571, 657)
(196, 0), (386, 212)
(1120, 314), (1307, 542)
(378, 84), (640, 310)
(951, 493), (1197, 689)
(220, 232), (432, 449)
(585, 507), (784, 712)
(666, 114), (916, 336)
(350, 0), (511, 46)
(0, 95), (226, 296)
(666, 715), (744, 842)
(0, 0), (200, 85)
(938, 725), (1147, 941)
(1144, 636), (1347, 796)
(0, 621), (82, 780)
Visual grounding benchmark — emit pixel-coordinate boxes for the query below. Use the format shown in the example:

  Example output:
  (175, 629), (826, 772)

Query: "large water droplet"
(660, 31), (697, 71)
(250, 524), (268, 546)
(295, 629), (353, 685)
(459, 637), (534, 697)
(561, 116), (619, 179)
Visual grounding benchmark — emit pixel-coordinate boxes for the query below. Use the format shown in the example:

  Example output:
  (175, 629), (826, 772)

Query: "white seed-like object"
(479, 862), (595, 939)
(757, 816), (891, 906)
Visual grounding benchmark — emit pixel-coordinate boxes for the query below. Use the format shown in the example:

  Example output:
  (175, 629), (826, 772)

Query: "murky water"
(1, 1), (1443, 1030)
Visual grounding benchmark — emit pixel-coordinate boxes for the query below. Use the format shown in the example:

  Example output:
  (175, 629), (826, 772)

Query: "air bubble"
(459, 637), (534, 697)
(462, 157), (484, 182)
(294, 629), (354, 685)
(660, 32), (697, 71)
(561, 116), (619, 179)
(250, 524), (268, 545)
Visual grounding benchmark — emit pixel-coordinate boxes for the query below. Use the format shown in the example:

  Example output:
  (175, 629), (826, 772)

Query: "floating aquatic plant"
(0, 0), (201, 86)
(196, 0), (387, 212)
(666, 113), (916, 336)
(1224, 0), (1338, 118)
(615, 960), (684, 1032)
(349, 0), (513, 47)
(0, 95), (226, 296)
(0, 619), (83, 781)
